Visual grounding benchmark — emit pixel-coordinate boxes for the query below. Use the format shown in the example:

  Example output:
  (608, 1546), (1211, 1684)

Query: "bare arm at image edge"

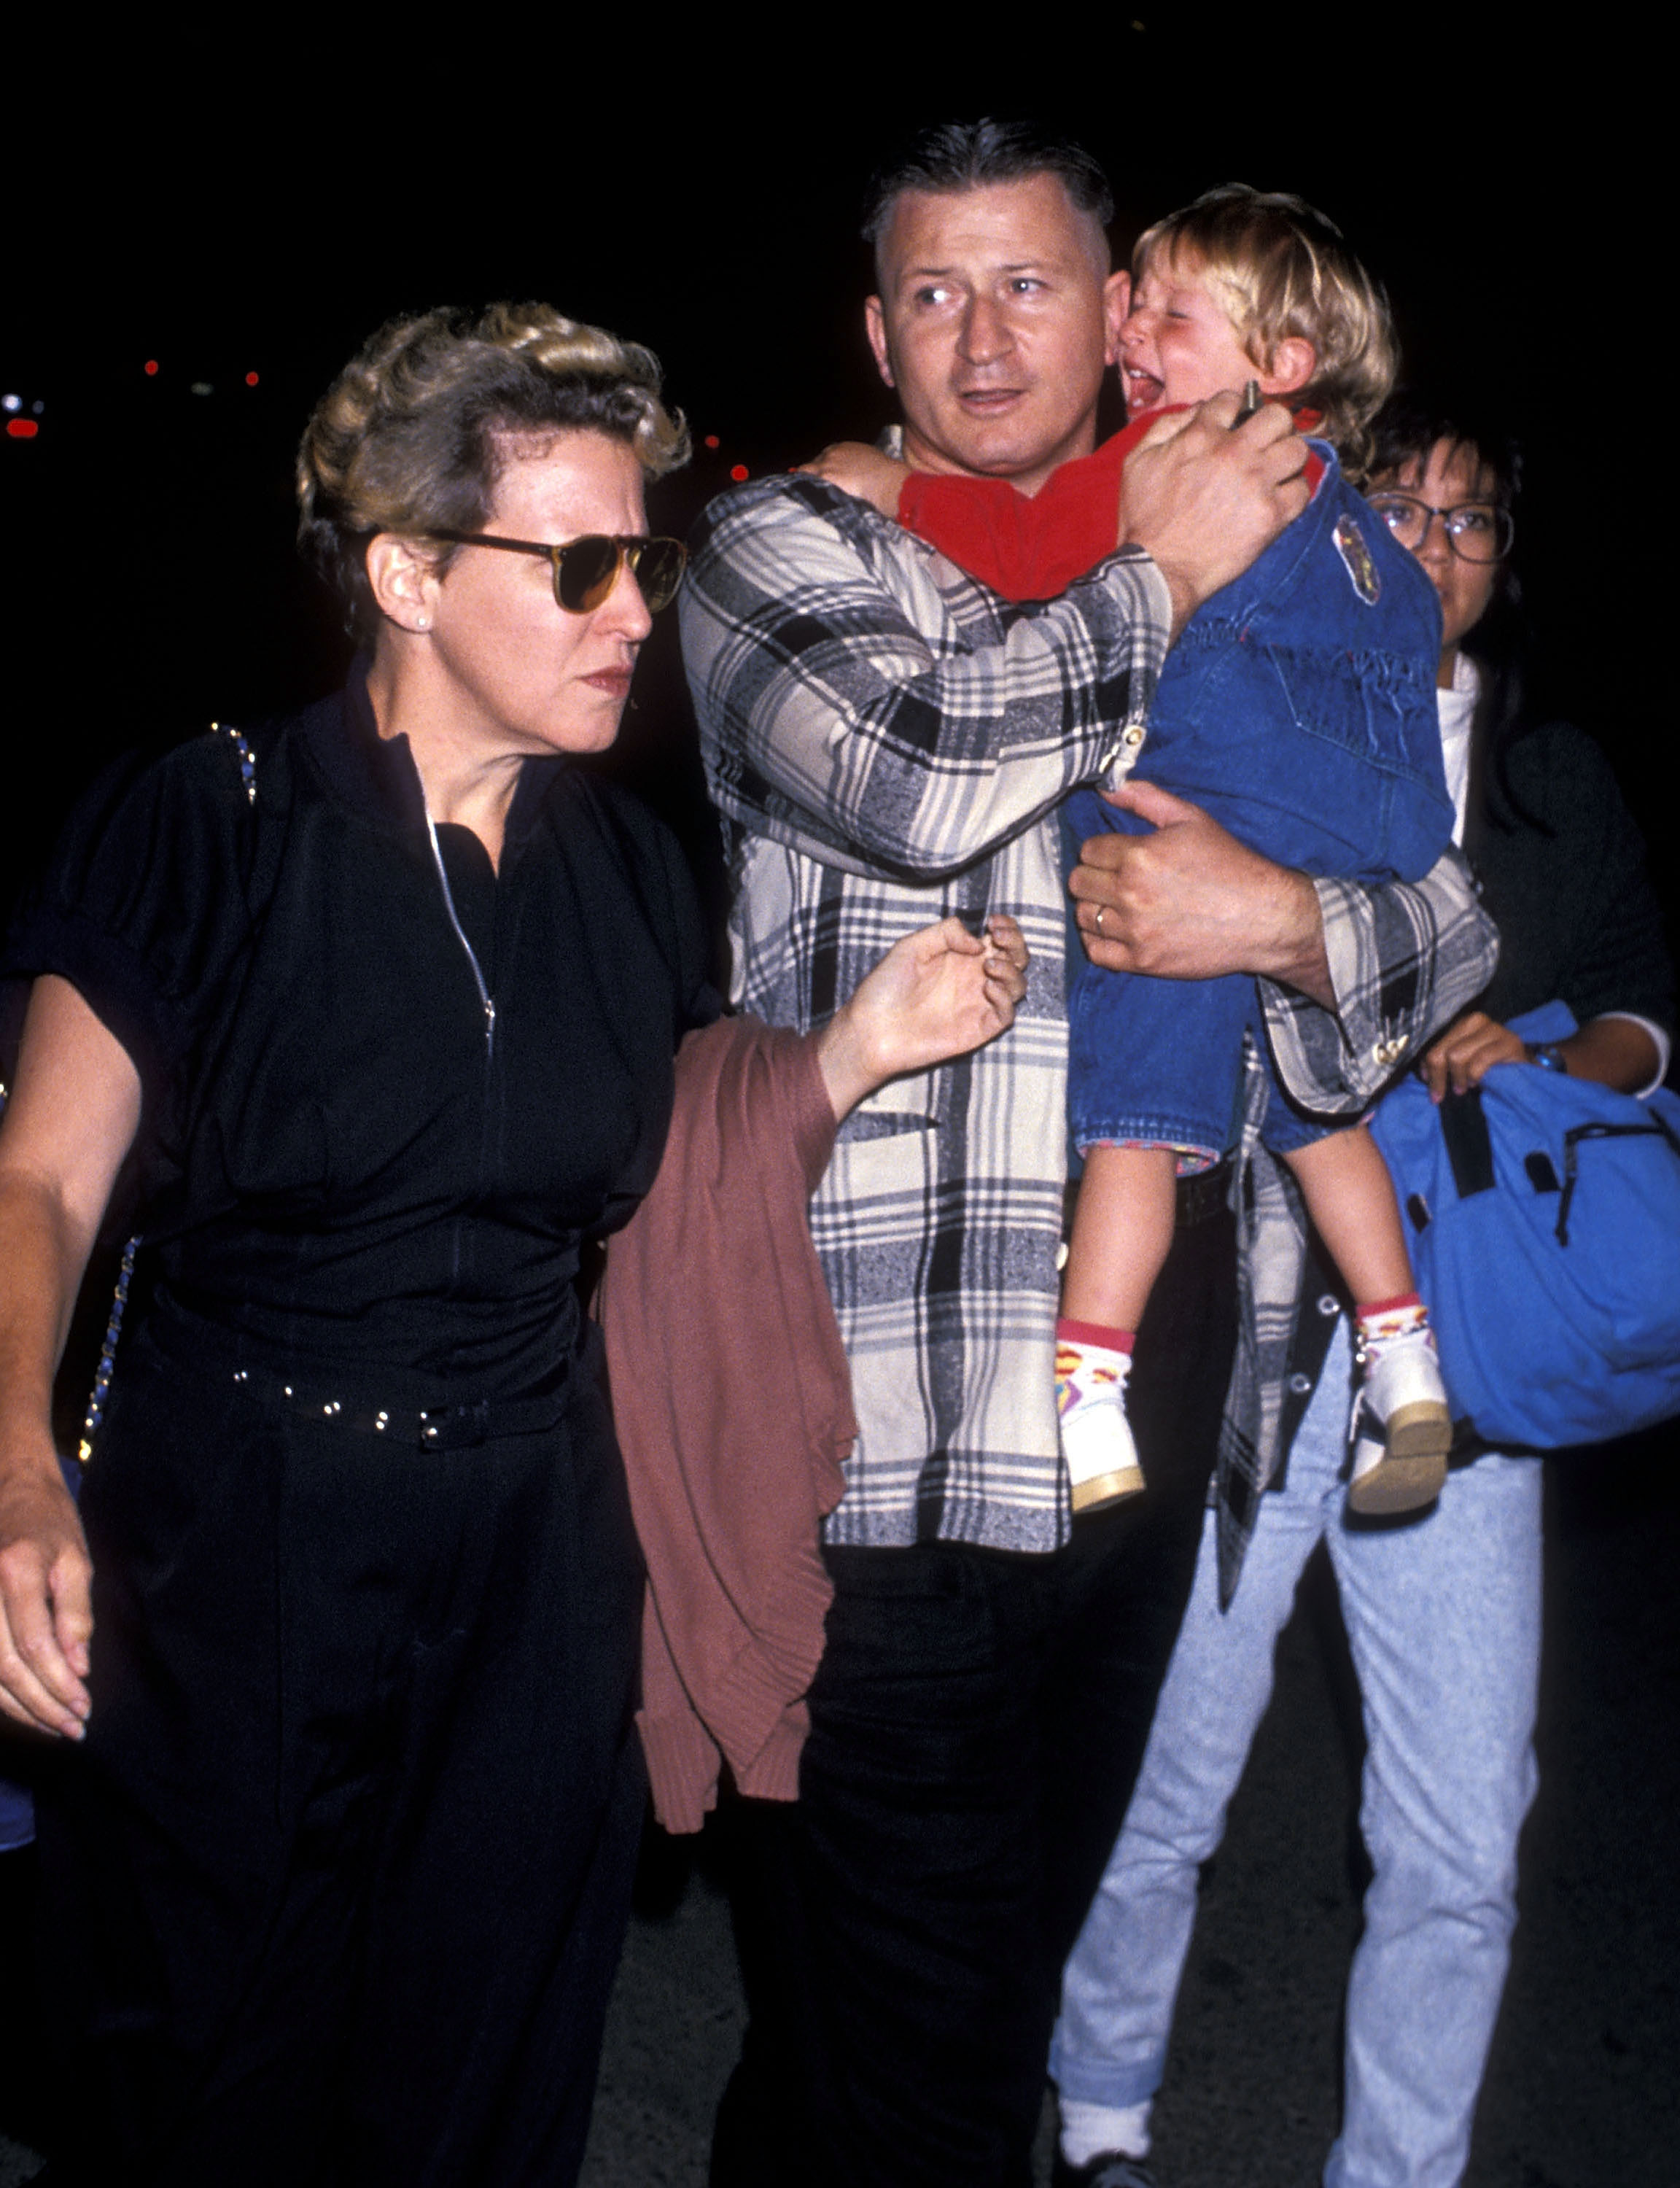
(0, 975), (141, 1737)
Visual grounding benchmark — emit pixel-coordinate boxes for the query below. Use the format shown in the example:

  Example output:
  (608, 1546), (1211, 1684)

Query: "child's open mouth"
(1124, 365), (1166, 412)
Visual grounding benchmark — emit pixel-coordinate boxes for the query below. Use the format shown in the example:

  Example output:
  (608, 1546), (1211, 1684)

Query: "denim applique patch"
(1333, 515), (1381, 605)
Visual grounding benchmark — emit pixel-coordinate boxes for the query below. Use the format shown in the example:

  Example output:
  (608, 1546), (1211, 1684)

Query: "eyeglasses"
(1364, 492), (1514, 565)
(428, 528), (688, 613)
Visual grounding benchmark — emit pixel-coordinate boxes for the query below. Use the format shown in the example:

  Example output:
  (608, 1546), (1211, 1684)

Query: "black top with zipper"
(4, 670), (715, 1407)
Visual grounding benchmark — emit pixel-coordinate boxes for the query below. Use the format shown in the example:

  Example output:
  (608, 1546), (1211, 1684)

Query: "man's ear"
(1102, 270), (1130, 366)
(864, 295), (895, 389)
(365, 533), (441, 633)
(1261, 335), (1316, 400)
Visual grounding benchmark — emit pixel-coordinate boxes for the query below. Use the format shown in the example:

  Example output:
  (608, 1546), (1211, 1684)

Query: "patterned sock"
(1059, 2095), (1152, 2165)
(1055, 1318), (1143, 1500)
(1355, 1290), (1431, 1361)
(1350, 1289), (1451, 1513)
(1056, 1318), (1136, 1415)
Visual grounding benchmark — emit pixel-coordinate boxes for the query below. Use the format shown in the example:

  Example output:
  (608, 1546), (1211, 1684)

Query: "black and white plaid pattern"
(682, 474), (1498, 1557)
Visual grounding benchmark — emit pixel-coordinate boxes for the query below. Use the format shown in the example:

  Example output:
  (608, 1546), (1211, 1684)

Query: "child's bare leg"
(1281, 1124), (1451, 1514)
(1280, 1124), (1412, 1306)
(1063, 1143), (1178, 1329)
(1057, 1145), (1178, 1514)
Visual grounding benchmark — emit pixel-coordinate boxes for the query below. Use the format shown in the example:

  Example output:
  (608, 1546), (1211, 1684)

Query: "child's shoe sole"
(1071, 1464), (1146, 1514)
(1348, 1400), (1450, 1516)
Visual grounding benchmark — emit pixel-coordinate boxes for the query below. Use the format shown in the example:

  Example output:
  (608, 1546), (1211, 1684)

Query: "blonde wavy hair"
(1133, 186), (1396, 479)
(298, 302), (690, 637)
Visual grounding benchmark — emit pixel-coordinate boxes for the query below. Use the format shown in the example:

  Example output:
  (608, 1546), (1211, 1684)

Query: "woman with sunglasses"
(0, 302), (1026, 2187)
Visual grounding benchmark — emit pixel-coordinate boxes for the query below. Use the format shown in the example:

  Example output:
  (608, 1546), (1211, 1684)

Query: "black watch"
(1528, 1041), (1568, 1074)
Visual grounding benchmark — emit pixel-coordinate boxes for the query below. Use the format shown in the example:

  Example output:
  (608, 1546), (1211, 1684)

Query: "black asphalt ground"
(2, 1421), (1674, 2187)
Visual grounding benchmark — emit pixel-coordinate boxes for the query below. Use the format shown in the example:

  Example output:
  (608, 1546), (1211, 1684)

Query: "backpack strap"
(1437, 1086), (1496, 1200)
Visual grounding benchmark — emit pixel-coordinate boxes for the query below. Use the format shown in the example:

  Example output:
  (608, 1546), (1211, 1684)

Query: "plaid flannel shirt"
(681, 473), (1498, 1559)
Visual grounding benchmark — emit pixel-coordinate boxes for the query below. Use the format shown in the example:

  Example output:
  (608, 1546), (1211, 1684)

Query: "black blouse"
(4, 678), (713, 1405)
(1465, 718), (1674, 1034)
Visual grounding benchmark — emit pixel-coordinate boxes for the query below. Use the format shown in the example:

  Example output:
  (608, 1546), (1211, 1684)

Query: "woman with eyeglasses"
(1365, 400), (1671, 1101)
(0, 302), (1026, 2187)
(1048, 392), (1672, 2188)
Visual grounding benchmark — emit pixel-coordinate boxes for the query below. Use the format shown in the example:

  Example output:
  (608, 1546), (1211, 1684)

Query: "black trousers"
(36, 1323), (646, 2188)
(711, 1188), (1238, 2188)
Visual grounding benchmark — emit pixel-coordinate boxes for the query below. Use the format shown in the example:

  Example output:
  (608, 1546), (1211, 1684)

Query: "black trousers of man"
(712, 1174), (1238, 2188)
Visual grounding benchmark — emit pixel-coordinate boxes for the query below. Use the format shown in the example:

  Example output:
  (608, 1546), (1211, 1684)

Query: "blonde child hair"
(1133, 184), (1396, 478)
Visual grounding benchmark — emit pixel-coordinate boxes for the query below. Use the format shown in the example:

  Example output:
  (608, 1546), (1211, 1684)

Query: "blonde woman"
(0, 303), (1024, 2187)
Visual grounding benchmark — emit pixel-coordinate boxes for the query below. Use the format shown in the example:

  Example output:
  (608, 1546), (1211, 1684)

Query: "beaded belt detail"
(225, 1364), (570, 1449)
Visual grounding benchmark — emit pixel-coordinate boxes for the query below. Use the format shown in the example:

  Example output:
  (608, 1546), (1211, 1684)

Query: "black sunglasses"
(429, 528), (688, 613)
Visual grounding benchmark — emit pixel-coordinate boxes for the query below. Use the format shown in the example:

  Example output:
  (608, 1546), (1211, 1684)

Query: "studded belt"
(224, 1362), (572, 1448)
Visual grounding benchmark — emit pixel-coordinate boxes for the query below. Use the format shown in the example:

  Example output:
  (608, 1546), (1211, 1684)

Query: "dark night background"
(2, 29), (1675, 2184)
(1, 33), (1671, 967)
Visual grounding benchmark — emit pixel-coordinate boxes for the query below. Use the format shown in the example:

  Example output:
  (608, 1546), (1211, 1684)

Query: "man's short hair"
(1135, 184), (1396, 477)
(862, 117), (1115, 266)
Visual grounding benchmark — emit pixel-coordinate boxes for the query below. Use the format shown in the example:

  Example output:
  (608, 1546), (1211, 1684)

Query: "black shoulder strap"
(1439, 1087), (1496, 1200)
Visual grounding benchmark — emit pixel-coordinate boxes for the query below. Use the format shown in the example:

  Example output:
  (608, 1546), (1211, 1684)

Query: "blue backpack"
(1368, 1003), (1680, 1449)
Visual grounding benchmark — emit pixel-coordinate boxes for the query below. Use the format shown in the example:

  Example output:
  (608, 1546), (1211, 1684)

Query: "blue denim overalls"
(1063, 450), (1452, 1166)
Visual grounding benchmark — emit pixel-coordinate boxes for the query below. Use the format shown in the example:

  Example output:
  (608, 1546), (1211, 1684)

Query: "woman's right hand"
(0, 1461), (92, 1738)
(817, 916), (1029, 1121)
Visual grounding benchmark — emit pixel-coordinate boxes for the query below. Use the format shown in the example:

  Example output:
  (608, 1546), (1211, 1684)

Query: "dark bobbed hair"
(1367, 389), (1539, 833)
(861, 117), (1114, 265)
(297, 303), (689, 642)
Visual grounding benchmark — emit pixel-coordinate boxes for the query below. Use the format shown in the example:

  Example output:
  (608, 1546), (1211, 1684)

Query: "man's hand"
(1069, 780), (1334, 1004)
(0, 1462), (92, 1739)
(817, 915), (1029, 1120)
(797, 442), (911, 521)
(1118, 392), (1310, 635)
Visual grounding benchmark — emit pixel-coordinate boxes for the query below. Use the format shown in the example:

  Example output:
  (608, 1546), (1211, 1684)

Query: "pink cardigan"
(599, 1016), (855, 1833)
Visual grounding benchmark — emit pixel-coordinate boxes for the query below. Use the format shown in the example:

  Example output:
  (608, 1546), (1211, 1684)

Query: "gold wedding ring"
(1094, 904), (1107, 936)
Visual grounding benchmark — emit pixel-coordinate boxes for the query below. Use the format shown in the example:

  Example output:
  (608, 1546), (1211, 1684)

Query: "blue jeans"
(1065, 457), (1452, 1166)
(1063, 886), (1322, 1161)
(1049, 1321), (1541, 2187)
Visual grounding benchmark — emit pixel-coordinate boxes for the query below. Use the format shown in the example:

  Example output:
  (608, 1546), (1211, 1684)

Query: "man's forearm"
(1232, 866), (1335, 1008)
(1264, 853), (1501, 1113)
(1069, 805), (1498, 1113)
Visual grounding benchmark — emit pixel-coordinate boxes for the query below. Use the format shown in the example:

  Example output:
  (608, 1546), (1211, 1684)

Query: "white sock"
(1059, 2095), (1152, 2165)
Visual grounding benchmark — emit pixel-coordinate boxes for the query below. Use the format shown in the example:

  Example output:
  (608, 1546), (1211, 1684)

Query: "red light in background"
(7, 419), (39, 438)
(704, 434), (720, 449)
(245, 371), (260, 387)
(144, 360), (159, 376)
(730, 463), (749, 481)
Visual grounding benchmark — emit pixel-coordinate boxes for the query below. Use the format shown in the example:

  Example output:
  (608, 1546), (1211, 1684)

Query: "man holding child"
(680, 120), (1496, 2187)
